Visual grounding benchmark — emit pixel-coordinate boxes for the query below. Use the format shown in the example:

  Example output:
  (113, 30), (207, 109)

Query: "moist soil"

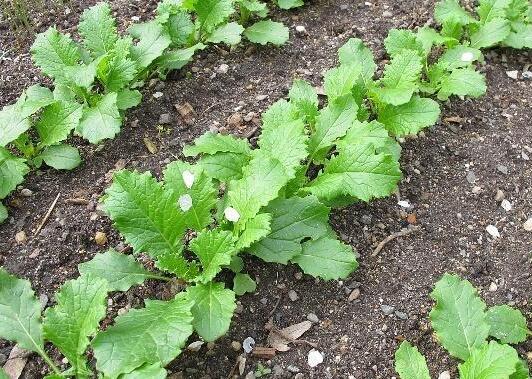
(1, 0), (531, 378)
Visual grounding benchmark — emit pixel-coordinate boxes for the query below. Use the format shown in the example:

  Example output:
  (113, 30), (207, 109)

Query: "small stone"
(295, 25), (307, 33)
(307, 313), (319, 323)
(294, 271), (303, 280)
(159, 113), (172, 124)
(227, 113), (243, 128)
(489, 282), (498, 292)
(361, 215), (372, 225)
(15, 231), (27, 243)
(287, 365), (300, 373)
(438, 371), (451, 379)
(256, 94), (268, 101)
(522, 71), (532, 79)
(523, 218), (532, 232)
(506, 70), (519, 79)
(466, 171), (477, 184)
(382, 10), (393, 17)
(307, 349), (324, 368)
(152, 91), (164, 99)
(472, 186), (482, 194)
(348, 288), (360, 302)
(95, 231), (108, 245)
(501, 199), (512, 212)
(20, 188), (33, 197)
(231, 341), (242, 351)
(245, 373), (256, 379)
(394, 311), (408, 320)
(294, 374), (304, 379)
(397, 200), (411, 208)
(380, 304), (395, 315)
(243, 337), (255, 353)
(495, 189), (505, 201)
(288, 290), (299, 301)
(175, 102), (196, 125)
(207, 342), (215, 350)
(496, 165), (508, 175)
(486, 225), (500, 238)
(216, 63), (229, 74)
(243, 112), (256, 122)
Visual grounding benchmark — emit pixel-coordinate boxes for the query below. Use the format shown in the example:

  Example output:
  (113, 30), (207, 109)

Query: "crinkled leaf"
(163, 160), (217, 230)
(236, 213), (271, 250)
(437, 45), (482, 70)
(384, 29), (424, 57)
(121, 363), (167, 379)
(0, 203), (7, 223)
(306, 143), (401, 203)
(244, 20), (289, 46)
(196, 0), (235, 34)
(184, 132), (251, 157)
(233, 273), (257, 295)
(478, 0), (511, 22)
(155, 43), (206, 71)
(20, 85), (55, 118)
(458, 341), (520, 379)
(38, 144), (81, 170)
(43, 274), (108, 375)
(0, 147), (30, 199)
(186, 282), (236, 342)
(129, 21), (172, 68)
(207, 22), (244, 45)
(288, 79), (318, 122)
(434, 0), (476, 25)
(416, 26), (458, 54)
(429, 274), (490, 360)
(292, 237), (358, 280)
(0, 268), (43, 352)
(116, 89), (142, 111)
(511, 359), (530, 379)
(97, 37), (138, 92)
(31, 27), (80, 80)
(338, 120), (401, 160)
(261, 99), (299, 129)
(199, 152), (250, 182)
(438, 67), (487, 100)
(35, 101), (83, 146)
(77, 93), (122, 143)
(0, 103), (31, 147)
(78, 2), (118, 57)
(486, 305), (530, 344)
(323, 64), (361, 101)
(338, 38), (376, 85)
(505, 24), (532, 48)
(277, 0), (304, 9)
(93, 294), (193, 378)
(190, 229), (235, 283)
(78, 249), (160, 292)
(470, 18), (511, 48)
(394, 341), (431, 379)
(378, 96), (440, 137)
(161, 11), (194, 46)
(249, 196), (330, 264)
(155, 250), (200, 281)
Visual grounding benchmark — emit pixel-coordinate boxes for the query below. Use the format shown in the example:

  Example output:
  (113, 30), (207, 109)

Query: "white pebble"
(524, 218), (532, 231)
(486, 225), (500, 238)
(397, 200), (411, 208)
(224, 207), (240, 222)
(178, 194), (193, 212)
(216, 64), (229, 74)
(307, 349), (324, 367)
(489, 282), (498, 292)
(506, 70), (519, 79)
(182, 170), (195, 189)
(500, 199), (512, 212)
(153, 92), (164, 99)
(438, 372), (451, 379)
(295, 25), (307, 33)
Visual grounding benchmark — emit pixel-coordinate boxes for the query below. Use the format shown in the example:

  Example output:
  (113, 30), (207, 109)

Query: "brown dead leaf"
(443, 116), (464, 124)
(407, 213), (417, 224)
(267, 320), (312, 351)
(143, 137), (158, 154)
(175, 102), (196, 125)
(3, 345), (30, 379)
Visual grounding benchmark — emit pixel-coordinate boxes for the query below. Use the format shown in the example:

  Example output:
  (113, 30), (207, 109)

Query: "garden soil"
(1, 0), (531, 378)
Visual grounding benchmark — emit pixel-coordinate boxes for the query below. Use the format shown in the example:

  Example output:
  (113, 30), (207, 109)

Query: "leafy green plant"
(395, 274), (531, 379)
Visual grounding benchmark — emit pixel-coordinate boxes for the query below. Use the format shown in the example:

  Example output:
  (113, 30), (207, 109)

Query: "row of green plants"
(0, 0), (306, 223)
(1, 0), (531, 377)
(395, 274), (531, 378)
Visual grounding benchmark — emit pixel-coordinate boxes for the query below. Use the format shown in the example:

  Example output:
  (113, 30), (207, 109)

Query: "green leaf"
(97, 37), (138, 92)
(38, 144), (81, 170)
(77, 93), (122, 143)
(199, 152), (250, 182)
(438, 68), (487, 100)
(477, 0), (511, 22)
(458, 341), (520, 379)
(0, 147), (30, 199)
(0, 368), (9, 379)
(416, 26), (458, 54)
(190, 229), (235, 283)
(308, 95), (358, 161)
(437, 45), (482, 70)
(337, 120), (401, 161)
(120, 363), (167, 379)
(292, 237), (358, 280)
(162, 11), (194, 46)
(338, 38), (376, 85)
(31, 27), (80, 81)
(20, 85), (55, 117)
(486, 305), (530, 344)
(233, 273), (257, 295)
(470, 18), (511, 48)
(0, 202), (7, 223)
(78, 249), (161, 292)
(163, 161), (217, 230)
(155, 43), (206, 71)
(434, 0), (476, 25)
(116, 89), (142, 111)
(207, 22), (245, 45)
(236, 213), (272, 250)
(183, 132), (251, 157)
(384, 29), (424, 57)
(261, 99), (299, 129)
(511, 359), (530, 379)
(102, 170), (187, 260)
(244, 20), (289, 46)
(394, 341), (431, 379)
(288, 79), (319, 122)
(323, 64), (361, 101)
(306, 143), (401, 203)
(228, 255), (244, 273)
(93, 294), (193, 378)
(155, 249), (200, 281)
(43, 274), (108, 375)
(371, 49), (423, 106)
(78, 2), (118, 57)
(0, 103), (31, 147)
(505, 24), (532, 48)
(378, 96), (440, 137)
(0, 268), (43, 352)
(196, 0), (235, 34)
(429, 274), (490, 360)
(129, 21), (172, 69)
(249, 196), (330, 264)
(186, 282), (236, 341)
(35, 101), (83, 146)
(277, 0), (304, 9)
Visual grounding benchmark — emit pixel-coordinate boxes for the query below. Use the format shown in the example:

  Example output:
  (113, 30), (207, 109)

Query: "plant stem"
(36, 346), (62, 375)
(148, 274), (172, 282)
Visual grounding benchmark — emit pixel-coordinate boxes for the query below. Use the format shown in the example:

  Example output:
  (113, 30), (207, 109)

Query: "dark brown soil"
(1, 0), (531, 378)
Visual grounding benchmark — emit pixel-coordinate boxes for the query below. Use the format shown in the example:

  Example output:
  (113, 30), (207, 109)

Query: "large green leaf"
(93, 294), (193, 378)
(233, 273), (257, 295)
(196, 0), (235, 34)
(323, 64), (361, 101)
(43, 274), (108, 376)
(78, 2), (118, 57)
(0, 147), (29, 199)
(378, 96), (440, 137)
(31, 27), (80, 80)
(434, 0), (476, 25)
(121, 363), (167, 379)
(504, 23), (532, 48)
(486, 305), (530, 344)
(78, 249), (163, 292)
(0, 268), (44, 352)
(37, 144), (81, 170)
(190, 229), (235, 283)
(458, 341), (520, 379)
(288, 79), (319, 122)
(337, 120), (401, 160)
(244, 20), (289, 46)
(384, 29), (424, 57)
(199, 152), (250, 182)
(477, 0), (511, 23)
(184, 132), (251, 157)
(0, 103), (32, 147)
(291, 237), (358, 280)
(338, 38), (376, 85)
(430, 274), (490, 360)
(470, 18), (511, 48)
(438, 68), (487, 100)
(207, 22), (244, 45)
(97, 37), (138, 92)
(186, 282), (236, 342)
(35, 101), (83, 146)
(19, 85), (55, 118)
(129, 21), (172, 69)
(77, 93), (122, 143)
(394, 341), (431, 379)
(249, 196), (330, 264)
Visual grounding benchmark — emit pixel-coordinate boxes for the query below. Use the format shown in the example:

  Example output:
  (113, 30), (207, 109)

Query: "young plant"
(395, 274), (531, 379)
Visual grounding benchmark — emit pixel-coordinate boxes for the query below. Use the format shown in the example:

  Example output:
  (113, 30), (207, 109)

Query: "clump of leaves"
(395, 274), (531, 379)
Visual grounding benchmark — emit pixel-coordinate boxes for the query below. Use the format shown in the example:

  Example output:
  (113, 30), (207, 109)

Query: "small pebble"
(307, 313), (319, 323)
(523, 218), (532, 232)
(495, 189), (505, 201)
(287, 365), (300, 373)
(288, 290), (299, 301)
(243, 337), (255, 353)
(95, 231), (108, 245)
(382, 10), (393, 17)
(438, 371), (451, 379)
(395, 311), (408, 320)
(506, 70), (519, 79)
(500, 199), (512, 212)
(307, 349), (324, 367)
(207, 342), (215, 350)
(152, 92), (164, 99)
(256, 94), (268, 101)
(15, 231), (27, 243)
(496, 165), (508, 175)
(466, 171), (477, 184)
(295, 25), (307, 33)
(216, 63), (229, 74)
(20, 188), (33, 197)
(489, 282), (498, 292)
(159, 113), (172, 124)
(486, 225), (500, 238)
(348, 288), (360, 302)
(381, 305), (395, 315)
(231, 341), (242, 351)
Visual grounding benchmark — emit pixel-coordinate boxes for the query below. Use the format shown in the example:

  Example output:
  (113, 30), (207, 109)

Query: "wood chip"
(443, 116), (464, 124)
(267, 321), (312, 351)
(175, 102), (196, 125)
(251, 346), (276, 359)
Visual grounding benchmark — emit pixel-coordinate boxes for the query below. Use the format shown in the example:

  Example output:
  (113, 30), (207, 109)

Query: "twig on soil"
(34, 192), (61, 237)
(267, 296), (282, 318)
(370, 226), (420, 257)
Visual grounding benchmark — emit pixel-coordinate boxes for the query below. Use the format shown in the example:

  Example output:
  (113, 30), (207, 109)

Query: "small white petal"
(461, 51), (474, 62)
(182, 170), (195, 189)
(224, 207), (240, 222)
(307, 349), (324, 367)
(486, 225), (500, 238)
(178, 194), (193, 212)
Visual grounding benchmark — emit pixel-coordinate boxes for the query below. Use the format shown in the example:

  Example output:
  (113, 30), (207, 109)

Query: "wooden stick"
(34, 192), (60, 236)
(371, 226), (420, 257)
